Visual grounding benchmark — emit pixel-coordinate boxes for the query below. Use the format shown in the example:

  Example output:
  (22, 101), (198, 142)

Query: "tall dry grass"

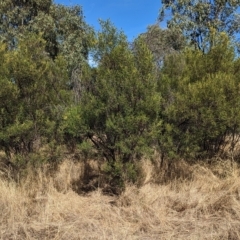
(1, 157), (240, 239)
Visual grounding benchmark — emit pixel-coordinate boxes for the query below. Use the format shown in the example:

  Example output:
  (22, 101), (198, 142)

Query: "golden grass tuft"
(1, 158), (240, 239)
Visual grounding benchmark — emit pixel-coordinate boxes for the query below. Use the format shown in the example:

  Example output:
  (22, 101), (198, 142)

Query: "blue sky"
(54, 0), (161, 41)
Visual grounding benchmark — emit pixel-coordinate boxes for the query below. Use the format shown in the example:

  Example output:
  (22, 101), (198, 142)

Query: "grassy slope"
(1, 158), (240, 240)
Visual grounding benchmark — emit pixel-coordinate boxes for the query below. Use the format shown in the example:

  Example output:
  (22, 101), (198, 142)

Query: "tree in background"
(139, 24), (186, 67)
(0, 0), (94, 102)
(159, 0), (240, 52)
(0, 0), (52, 48)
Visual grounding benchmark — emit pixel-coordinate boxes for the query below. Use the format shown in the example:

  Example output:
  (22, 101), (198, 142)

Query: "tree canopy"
(159, 0), (240, 52)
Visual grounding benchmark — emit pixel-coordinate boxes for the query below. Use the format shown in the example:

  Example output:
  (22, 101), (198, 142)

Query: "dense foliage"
(1, 0), (240, 191)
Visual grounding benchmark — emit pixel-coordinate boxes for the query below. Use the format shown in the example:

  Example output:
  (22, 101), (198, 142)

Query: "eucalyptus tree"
(0, 0), (94, 102)
(0, 0), (52, 48)
(159, 0), (240, 52)
(139, 24), (186, 67)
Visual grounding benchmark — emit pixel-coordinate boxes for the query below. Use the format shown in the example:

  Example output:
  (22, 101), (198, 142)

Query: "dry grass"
(1, 158), (240, 239)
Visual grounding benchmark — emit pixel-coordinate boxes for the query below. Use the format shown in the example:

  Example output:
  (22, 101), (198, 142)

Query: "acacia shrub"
(0, 34), (69, 160)
(159, 33), (240, 159)
(64, 22), (160, 191)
